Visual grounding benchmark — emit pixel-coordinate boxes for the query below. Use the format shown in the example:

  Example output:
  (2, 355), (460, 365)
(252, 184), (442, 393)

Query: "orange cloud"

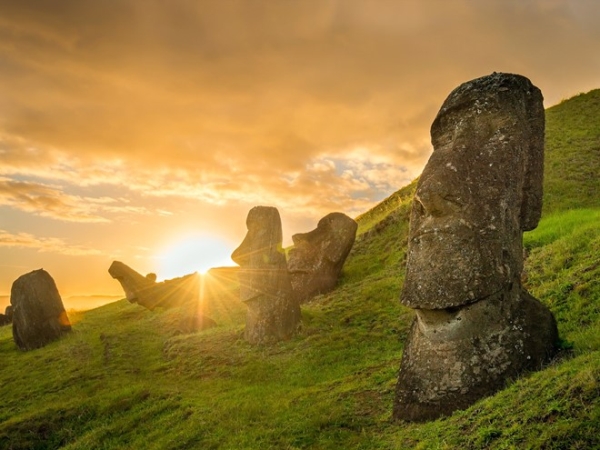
(0, 177), (168, 223)
(0, 229), (102, 256)
(2, 0), (598, 210)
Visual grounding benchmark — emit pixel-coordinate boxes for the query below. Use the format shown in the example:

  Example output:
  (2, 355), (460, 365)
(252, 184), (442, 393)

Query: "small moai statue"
(232, 206), (301, 344)
(288, 212), (357, 303)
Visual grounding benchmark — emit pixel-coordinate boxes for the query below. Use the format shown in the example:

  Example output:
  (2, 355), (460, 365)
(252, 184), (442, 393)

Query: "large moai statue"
(10, 269), (72, 350)
(232, 206), (301, 344)
(288, 212), (357, 303)
(393, 73), (559, 422)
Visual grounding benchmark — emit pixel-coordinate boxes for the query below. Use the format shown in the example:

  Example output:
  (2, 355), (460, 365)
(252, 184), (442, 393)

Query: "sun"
(155, 234), (234, 280)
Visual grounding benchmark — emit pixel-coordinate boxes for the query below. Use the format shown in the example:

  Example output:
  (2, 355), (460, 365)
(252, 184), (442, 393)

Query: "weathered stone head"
(232, 206), (287, 302)
(0, 305), (12, 326)
(5, 305), (13, 322)
(288, 212), (357, 303)
(232, 206), (301, 344)
(10, 269), (71, 351)
(402, 72), (545, 309)
(109, 261), (154, 304)
(394, 73), (558, 422)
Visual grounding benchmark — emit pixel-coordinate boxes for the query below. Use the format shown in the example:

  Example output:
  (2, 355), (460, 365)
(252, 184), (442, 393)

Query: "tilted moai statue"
(288, 212), (357, 303)
(10, 269), (72, 350)
(232, 206), (301, 344)
(109, 261), (200, 311)
(108, 261), (216, 331)
(393, 73), (559, 422)
(108, 261), (155, 304)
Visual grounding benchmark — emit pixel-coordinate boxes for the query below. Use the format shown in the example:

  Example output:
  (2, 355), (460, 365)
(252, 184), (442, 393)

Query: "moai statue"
(288, 212), (357, 303)
(109, 261), (199, 311)
(108, 261), (216, 331)
(108, 261), (155, 304)
(10, 269), (72, 350)
(393, 73), (558, 422)
(232, 206), (301, 344)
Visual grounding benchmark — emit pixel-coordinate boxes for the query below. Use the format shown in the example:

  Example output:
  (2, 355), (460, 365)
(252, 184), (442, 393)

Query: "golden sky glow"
(1, 0), (600, 303)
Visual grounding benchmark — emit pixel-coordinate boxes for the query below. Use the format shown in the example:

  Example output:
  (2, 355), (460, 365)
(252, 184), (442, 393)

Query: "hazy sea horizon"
(0, 294), (123, 312)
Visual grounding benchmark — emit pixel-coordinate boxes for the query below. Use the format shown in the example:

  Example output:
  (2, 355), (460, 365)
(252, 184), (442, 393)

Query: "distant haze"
(0, 294), (122, 312)
(1, 0), (599, 296)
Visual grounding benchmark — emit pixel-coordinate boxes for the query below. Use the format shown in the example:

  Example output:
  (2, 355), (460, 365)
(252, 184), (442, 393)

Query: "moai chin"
(393, 73), (558, 422)
(232, 206), (301, 344)
(288, 212), (357, 303)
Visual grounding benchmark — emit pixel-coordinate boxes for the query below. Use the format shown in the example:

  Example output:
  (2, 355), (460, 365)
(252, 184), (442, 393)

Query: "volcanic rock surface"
(10, 269), (71, 351)
(393, 72), (558, 422)
(288, 212), (357, 303)
(231, 206), (301, 344)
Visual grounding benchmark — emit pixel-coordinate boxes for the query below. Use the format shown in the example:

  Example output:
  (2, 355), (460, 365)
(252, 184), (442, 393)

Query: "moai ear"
(520, 90), (545, 232)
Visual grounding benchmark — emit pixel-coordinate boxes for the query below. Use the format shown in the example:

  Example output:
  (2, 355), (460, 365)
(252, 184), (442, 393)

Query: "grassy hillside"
(543, 89), (600, 213)
(1, 91), (599, 449)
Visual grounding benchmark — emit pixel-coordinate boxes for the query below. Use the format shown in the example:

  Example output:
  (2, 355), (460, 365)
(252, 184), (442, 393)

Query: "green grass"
(354, 179), (417, 236)
(524, 209), (600, 352)
(1, 91), (600, 449)
(543, 89), (600, 214)
(2, 207), (599, 449)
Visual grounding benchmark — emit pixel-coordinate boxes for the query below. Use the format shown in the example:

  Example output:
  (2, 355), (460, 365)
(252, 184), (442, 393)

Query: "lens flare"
(156, 234), (234, 280)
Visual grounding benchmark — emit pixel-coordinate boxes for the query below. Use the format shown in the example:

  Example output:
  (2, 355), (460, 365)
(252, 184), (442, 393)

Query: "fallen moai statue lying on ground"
(109, 261), (216, 331)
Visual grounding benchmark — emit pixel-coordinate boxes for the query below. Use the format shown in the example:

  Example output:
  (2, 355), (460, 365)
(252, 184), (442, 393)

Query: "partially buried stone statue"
(393, 73), (559, 422)
(10, 269), (72, 350)
(0, 306), (11, 326)
(288, 212), (357, 303)
(232, 206), (301, 344)
(109, 261), (216, 331)
(109, 261), (200, 310)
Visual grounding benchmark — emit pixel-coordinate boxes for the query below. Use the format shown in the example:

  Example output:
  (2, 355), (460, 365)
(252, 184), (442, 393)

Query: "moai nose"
(415, 181), (462, 218)
(231, 236), (252, 266)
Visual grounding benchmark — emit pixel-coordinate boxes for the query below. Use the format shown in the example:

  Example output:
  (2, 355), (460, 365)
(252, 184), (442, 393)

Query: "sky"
(1, 0), (599, 302)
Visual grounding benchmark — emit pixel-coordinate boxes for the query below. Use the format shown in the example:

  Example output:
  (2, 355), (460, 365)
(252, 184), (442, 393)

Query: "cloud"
(2, 1), (599, 217)
(0, 229), (102, 256)
(0, 176), (165, 222)
(0, 130), (421, 222)
(0, 2), (474, 184)
(0, 2), (599, 228)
